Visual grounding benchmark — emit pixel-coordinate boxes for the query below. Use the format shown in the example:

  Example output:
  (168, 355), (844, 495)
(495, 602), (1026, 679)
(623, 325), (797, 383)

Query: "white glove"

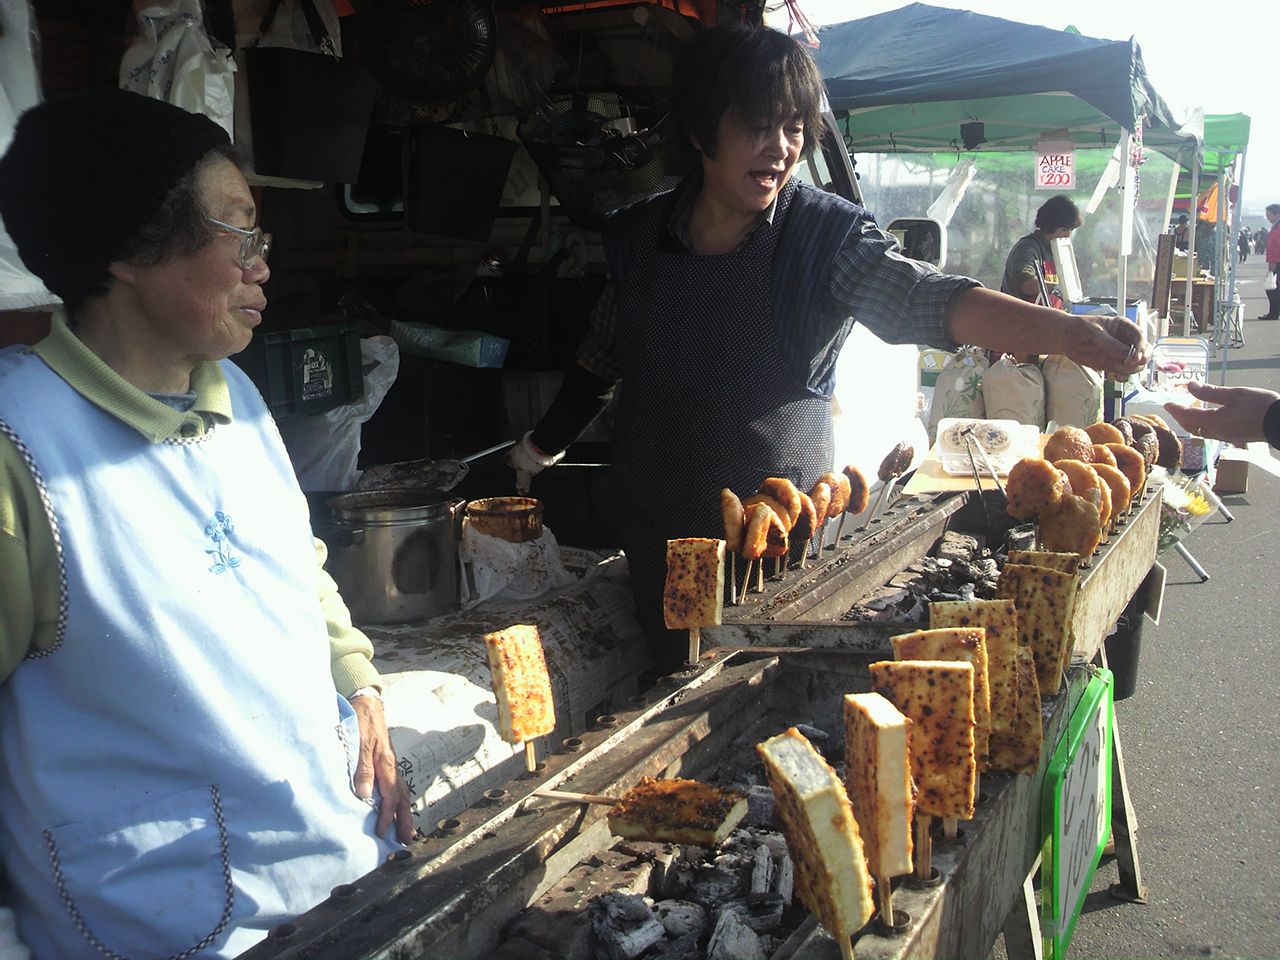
(507, 432), (565, 493)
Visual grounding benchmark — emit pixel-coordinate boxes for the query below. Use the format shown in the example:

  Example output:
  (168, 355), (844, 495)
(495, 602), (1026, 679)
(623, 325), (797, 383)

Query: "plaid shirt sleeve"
(575, 280), (624, 381)
(826, 216), (980, 353)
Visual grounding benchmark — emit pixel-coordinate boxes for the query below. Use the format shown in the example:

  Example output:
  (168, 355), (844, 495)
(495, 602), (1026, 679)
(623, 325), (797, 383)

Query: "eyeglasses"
(205, 216), (272, 270)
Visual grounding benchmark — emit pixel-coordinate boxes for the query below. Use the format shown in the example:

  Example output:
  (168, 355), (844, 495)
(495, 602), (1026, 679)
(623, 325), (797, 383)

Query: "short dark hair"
(671, 25), (825, 161)
(1267, 203), (1280, 217)
(1035, 195), (1082, 233)
(126, 144), (244, 270)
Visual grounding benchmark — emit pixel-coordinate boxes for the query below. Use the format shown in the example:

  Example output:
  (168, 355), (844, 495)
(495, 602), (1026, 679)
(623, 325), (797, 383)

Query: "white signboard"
(1036, 142), (1075, 191)
(1055, 698), (1109, 925)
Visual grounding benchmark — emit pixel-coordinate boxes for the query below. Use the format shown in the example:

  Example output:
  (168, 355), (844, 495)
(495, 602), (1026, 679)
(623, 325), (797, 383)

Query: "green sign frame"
(1041, 668), (1115, 958)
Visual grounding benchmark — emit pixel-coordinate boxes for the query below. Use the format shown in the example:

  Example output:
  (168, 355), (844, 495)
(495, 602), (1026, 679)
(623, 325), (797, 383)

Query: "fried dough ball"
(1085, 422), (1126, 445)
(1039, 493), (1102, 559)
(720, 488), (746, 553)
(1126, 419), (1160, 468)
(1053, 459), (1101, 499)
(741, 502), (772, 560)
(816, 471), (851, 519)
(1109, 418), (1135, 445)
(1088, 478), (1112, 533)
(758, 477), (803, 528)
(1043, 426), (1095, 463)
(742, 493), (793, 532)
(1104, 443), (1146, 498)
(843, 464), (870, 515)
(1092, 462), (1133, 517)
(1148, 420), (1184, 470)
(1090, 444), (1117, 467)
(761, 508), (790, 559)
(809, 481), (832, 526)
(1006, 457), (1068, 520)
(1132, 412), (1172, 432)
(792, 491), (818, 547)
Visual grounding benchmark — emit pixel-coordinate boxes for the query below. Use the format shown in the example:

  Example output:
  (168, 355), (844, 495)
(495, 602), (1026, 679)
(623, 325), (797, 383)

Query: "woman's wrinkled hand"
(1065, 314), (1150, 377)
(351, 693), (415, 844)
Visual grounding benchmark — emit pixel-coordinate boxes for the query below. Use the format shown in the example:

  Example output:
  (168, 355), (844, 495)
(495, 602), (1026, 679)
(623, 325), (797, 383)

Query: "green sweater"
(0, 316), (381, 694)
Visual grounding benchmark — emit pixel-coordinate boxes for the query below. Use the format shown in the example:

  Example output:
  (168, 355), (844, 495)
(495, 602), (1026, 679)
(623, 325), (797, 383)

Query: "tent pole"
(1117, 132), (1131, 316)
(1223, 147), (1247, 383)
(1215, 163), (1227, 349)
(1183, 157), (1200, 336)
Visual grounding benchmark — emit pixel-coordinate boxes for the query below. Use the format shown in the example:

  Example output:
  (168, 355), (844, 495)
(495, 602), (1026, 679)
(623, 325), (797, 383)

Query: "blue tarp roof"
(812, 3), (1201, 158)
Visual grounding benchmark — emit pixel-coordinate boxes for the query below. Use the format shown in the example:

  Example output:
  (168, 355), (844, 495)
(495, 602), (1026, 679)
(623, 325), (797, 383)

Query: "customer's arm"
(1165, 381), (1280, 445)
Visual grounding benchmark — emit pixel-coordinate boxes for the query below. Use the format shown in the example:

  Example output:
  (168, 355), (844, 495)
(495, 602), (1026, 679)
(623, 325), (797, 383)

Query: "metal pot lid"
(326, 488), (457, 523)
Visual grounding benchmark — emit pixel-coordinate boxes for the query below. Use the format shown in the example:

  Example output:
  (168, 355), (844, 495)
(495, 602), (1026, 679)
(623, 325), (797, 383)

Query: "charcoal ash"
(588, 893), (665, 960)
(705, 909), (766, 960)
(842, 530), (1001, 623)
(653, 901), (706, 940)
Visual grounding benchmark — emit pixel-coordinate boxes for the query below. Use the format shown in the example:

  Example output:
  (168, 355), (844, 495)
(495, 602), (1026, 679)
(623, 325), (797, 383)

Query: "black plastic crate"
(236, 321), (364, 420)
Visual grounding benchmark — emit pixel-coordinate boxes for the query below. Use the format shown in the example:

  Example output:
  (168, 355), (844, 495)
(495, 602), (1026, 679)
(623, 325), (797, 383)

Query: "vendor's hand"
(505, 431), (565, 494)
(1065, 314), (1150, 378)
(350, 693), (415, 844)
(1165, 381), (1278, 443)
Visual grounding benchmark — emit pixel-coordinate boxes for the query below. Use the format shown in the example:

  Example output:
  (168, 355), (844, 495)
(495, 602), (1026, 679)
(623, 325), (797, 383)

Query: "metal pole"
(1183, 156), (1201, 336)
(1223, 147), (1247, 382)
(1215, 163), (1227, 350)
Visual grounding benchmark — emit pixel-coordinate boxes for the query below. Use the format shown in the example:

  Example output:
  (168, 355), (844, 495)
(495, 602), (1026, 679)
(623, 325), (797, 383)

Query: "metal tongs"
(959, 427), (1006, 532)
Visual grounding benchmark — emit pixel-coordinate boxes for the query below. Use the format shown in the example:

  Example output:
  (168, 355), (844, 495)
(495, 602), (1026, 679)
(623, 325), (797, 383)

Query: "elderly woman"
(510, 25), (1149, 674)
(0, 89), (411, 958)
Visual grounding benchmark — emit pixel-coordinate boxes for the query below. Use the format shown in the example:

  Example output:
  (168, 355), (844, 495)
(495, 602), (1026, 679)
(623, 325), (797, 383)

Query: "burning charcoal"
(976, 557), (999, 578)
(863, 587), (912, 612)
(937, 531), (981, 564)
(792, 723), (828, 744)
(744, 785), (775, 827)
(648, 933), (700, 960)
(957, 583), (976, 601)
(653, 900), (706, 940)
(887, 571), (921, 589)
(659, 859), (696, 900)
(720, 892), (786, 933)
(750, 830), (788, 859)
(588, 893), (665, 960)
(750, 844), (773, 893)
(772, 851), (794, 905)
(692, 866), (745, 910)
(706, 909), (766, 960)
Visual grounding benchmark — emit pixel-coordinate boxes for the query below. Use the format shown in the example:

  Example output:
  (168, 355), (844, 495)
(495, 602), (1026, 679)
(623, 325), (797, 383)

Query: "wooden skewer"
(838, 937), (856, 960)
(816, 521), (827, 554)
(861, 477), (899, 531)
(876, 873), (895, 928)
(533, 787), (616, 805)
(738, 557), (754, 604)
(836, 512), (849, 542)
(524, 740), (538, 773)
(914, 813), (933, 881)
(756, 558), (764, 592)
(687, 627), (701, 666)
(942, 817), (959, 841)
(729, 552), (737, 604)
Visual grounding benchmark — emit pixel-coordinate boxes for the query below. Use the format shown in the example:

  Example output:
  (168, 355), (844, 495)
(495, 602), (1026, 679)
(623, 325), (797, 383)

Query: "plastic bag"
(119, 0), (235, 137)
(926, 345), (988, 438)
(277, 336), (399, 491)
(459, 521), (576, 606)
(390, 319), (510, 368)
(1266, 271), (1277, 292)
(982, 355), (1045, 429)
(1042, 355), (1103, 428)
(1156, 470), (1215, 552)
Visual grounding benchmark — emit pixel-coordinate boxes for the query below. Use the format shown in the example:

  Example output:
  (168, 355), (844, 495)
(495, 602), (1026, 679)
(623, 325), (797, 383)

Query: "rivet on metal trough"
(561, 737), (584, 753)
(483, 788), (509, 804)
(269, 923), (297, 941)
(330, 883), (359, 901)
(436, 818), (461, 836)
(385, 848), (413, 864)
(594, 714), (619, 728)
(907, 867), (944, 889)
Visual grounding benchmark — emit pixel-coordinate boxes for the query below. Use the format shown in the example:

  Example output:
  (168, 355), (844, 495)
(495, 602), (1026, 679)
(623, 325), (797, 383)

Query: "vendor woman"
(510, 25), (1147, 675)
(0, 89), (413, 958)
(1001, 194), (1082, 307)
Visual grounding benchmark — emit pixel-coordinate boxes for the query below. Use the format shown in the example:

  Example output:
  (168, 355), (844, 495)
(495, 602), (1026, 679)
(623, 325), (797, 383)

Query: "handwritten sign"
(1036, 141), (1075, 191)
(1042, 669), (1114, 958)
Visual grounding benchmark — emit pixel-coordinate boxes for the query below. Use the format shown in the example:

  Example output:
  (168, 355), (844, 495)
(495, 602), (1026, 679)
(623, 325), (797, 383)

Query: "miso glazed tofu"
(663, 538), (726, 629)
(995, 563), (1080, 697)
(482, 624), (556, 744)
(608, 777), (747, 847)
(930, 599), (1021, 760)
(757, 728), (875, 944)
(843, 693), (914, 880)
(891, 627), (992, 771)
(988, 647), (1044, 776)
(869, 660), (976, 820)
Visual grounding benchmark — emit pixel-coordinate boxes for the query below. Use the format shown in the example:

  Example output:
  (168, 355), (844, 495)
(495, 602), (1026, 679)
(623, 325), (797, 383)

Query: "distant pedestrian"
(1256, 228), (1267, 256)
(1259, 204), (1280, 320)
(1173, 214), (1190, 251)
(1238, 228), (1250, 263)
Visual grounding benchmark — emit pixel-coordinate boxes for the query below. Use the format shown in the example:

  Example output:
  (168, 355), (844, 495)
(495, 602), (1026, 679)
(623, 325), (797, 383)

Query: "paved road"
(1058, 257), (1280, 960)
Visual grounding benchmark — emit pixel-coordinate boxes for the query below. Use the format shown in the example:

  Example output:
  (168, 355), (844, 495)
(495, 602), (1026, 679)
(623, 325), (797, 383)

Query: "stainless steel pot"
(323, 489), (465, 624)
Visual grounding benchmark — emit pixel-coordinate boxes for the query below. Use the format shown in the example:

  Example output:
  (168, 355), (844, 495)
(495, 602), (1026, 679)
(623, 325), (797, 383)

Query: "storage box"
(1214, 451), (1249, 495)
(1070, 297), (1147, 324)
(236, 321), (364, 420)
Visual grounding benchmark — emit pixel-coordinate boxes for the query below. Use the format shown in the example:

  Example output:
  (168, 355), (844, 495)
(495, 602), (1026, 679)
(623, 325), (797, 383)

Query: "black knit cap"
(0, 87), (230, 306)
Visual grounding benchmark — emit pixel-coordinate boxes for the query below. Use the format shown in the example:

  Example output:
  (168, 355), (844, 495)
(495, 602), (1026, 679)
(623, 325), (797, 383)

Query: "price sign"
(1036, 141), (1075, 191)
(1042, 669), (1114, 959)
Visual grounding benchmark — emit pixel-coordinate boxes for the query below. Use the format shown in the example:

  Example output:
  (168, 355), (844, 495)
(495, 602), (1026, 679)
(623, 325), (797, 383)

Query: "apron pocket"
(43, 783), (237, 958)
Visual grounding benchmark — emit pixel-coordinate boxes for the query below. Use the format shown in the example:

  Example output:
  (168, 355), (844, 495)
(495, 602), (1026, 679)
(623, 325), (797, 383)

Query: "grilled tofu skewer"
(484, 624), (557, 773)
(664, 538), (725, 666)
(534, 778), (747, 846)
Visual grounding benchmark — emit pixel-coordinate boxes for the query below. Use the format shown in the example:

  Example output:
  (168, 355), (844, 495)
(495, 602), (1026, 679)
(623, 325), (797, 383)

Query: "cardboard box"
(1214, 451), (1249, 495)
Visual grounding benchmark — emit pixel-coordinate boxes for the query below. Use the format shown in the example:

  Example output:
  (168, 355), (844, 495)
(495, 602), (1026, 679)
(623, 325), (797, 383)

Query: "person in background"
(1000, 194), (1082, 307)
(1238, 227), (1251, 263)
(1256, 226), (1268, 256)
(1166, 381), (1280, 445)
(508, 25), (1149, 676)
(1259, 204), (1280, 320)
(0, 89), (413, 959)
(1174, 213), (1190, 251)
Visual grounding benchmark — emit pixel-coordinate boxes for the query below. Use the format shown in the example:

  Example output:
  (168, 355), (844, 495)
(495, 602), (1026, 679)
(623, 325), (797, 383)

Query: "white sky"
(795, 0), (1272, 217)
